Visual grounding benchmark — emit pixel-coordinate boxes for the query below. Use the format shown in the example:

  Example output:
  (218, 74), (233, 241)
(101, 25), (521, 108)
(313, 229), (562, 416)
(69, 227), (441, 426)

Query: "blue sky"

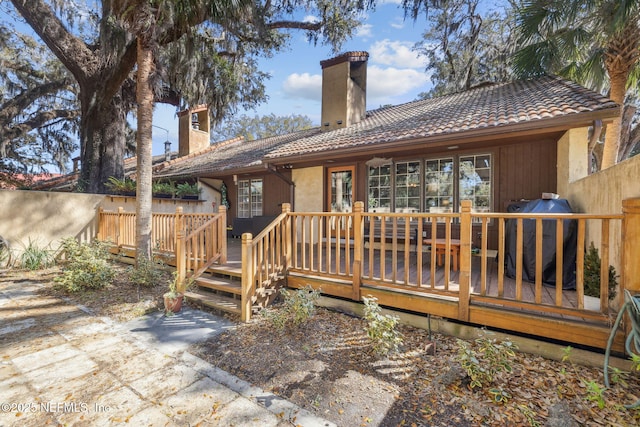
(153, 1), (433, 154)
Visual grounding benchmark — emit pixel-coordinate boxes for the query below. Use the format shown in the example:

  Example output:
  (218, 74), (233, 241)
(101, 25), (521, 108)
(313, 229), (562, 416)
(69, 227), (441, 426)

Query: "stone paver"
(0, 278), (335, 427)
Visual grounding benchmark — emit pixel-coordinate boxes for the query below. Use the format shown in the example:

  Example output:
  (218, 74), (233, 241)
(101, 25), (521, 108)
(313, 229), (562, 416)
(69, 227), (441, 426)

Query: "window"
(459, 154), (491, 214)
(395, 161), (421, 213)
(367, 165), (391, 212)
(237, 179), (263, 218)
(365, 153), (493, 216)
(425, 158), (454, 213)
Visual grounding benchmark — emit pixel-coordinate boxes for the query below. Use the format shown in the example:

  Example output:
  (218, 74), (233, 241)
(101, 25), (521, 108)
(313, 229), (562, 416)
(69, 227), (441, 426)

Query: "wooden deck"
(99, 202), (634, 352)
(226, 238), (581, 315)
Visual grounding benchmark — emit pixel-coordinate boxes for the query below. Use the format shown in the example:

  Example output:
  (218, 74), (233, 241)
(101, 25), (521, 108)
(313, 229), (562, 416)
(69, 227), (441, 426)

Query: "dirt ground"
(22, 266), (640, 427)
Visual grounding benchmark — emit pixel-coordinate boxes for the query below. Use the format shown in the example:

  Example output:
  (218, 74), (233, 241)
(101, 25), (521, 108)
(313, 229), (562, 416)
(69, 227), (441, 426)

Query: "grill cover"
(505, 199), (577, 290)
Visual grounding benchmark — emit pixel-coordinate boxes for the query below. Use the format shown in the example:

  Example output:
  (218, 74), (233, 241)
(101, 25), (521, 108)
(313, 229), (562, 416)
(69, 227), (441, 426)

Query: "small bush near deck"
(456, 331), (517, 399)
(54, 238), (115, 292)
(584, 242), (618, 300)
(362, 295), (403, 356)
(128, 256), (164, 288)
(19, 238), (55, 270)
(263, 285), (320, 330)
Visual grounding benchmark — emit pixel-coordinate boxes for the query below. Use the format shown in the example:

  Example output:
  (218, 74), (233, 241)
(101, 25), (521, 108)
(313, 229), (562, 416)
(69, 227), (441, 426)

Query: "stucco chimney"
(320, 51), (368, 132)
(177, 105), (210, 157)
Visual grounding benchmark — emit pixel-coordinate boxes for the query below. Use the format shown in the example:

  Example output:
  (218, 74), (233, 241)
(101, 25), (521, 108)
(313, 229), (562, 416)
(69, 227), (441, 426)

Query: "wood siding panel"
(498, 139), (557, 209)
(263, 172), (292, 216)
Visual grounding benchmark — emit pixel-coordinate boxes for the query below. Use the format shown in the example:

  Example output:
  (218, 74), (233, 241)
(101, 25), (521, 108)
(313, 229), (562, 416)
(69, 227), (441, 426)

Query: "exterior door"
(327, 166), (355, 237)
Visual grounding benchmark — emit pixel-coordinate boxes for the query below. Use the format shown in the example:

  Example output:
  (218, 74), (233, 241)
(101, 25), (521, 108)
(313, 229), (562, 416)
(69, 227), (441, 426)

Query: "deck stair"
(184, 265), (244, 316)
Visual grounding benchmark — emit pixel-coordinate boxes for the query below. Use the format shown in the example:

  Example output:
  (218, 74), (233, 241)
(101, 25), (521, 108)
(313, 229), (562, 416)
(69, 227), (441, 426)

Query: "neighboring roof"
(32, 152), (178, 191)
(153, 128), (322, 178)
(264, 75), (618, 161)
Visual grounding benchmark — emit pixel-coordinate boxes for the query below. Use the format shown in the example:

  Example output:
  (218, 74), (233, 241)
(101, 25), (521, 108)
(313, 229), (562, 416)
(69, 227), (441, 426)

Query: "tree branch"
(1, 109), (80, 142)
(0, 78), (74, 124)
(9, 0), (95, 82)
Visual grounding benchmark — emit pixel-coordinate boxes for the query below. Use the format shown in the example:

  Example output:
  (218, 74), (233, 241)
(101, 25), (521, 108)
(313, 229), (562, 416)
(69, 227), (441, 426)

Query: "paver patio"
(0, 276), (333, 427)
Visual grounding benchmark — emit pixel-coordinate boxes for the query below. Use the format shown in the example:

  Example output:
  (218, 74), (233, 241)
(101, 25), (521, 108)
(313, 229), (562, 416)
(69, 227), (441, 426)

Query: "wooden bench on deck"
(363, 221), (419, 253)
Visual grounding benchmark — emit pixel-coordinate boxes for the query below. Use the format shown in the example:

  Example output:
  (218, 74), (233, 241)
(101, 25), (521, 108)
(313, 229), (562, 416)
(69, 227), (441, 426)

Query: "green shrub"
(105, 176), (136, 194)
(263, 285), (320, 329)
(128, 256), (164, 288)
(584, 242), (618, 299)
(362, 295), (403, 356)
(54, 238), (115, 292)
(19, 238), (54, 270)
(456, 332), (517, 395)
(152, 181), (176, 197)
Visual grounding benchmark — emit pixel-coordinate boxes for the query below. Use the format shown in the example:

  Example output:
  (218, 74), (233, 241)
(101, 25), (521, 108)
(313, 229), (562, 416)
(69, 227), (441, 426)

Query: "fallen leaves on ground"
(20, 267), (640, 426)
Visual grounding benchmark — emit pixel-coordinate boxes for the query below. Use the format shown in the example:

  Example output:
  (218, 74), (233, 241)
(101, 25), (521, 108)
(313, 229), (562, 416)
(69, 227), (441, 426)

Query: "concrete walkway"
(0, 277), (335, 427)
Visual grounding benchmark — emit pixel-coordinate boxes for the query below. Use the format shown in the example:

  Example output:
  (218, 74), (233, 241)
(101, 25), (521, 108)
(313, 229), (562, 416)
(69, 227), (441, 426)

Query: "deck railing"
(97, 207), (216, 252)
(176, 206), (227, 290)
(282, 200), (638, 350)
(241, 205), (291, 321)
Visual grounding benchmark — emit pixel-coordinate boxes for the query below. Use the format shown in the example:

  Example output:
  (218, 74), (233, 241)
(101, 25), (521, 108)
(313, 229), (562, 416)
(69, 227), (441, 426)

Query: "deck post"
(352, 201), (364, 301)
(458, 200), (472, 322)
(219, 205), (227, 264)
(96, 207), (104, 241)
(282, 203), (292, 270)
(116, 207), (124, 247)
(175, 207), (185, 290)
(622, 198), (640, 294)
(241, 233), (254, 322)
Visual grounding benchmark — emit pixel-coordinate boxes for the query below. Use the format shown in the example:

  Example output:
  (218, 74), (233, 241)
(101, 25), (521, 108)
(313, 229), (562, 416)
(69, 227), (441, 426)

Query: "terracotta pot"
(163, 293), (183, 313)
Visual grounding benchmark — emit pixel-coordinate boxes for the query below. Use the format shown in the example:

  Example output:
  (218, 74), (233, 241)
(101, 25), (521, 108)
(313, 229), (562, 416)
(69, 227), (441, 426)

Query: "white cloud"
(280, 64), (429, 107)
(378, 0), (402, 4)
(367, 65), (429, 101)
(370, 39), (425, 69)
(355, 23), (373, 39)
(390, 18), (405, 29)
(282, 73), (322, 101)
(303, 15), (320, 23)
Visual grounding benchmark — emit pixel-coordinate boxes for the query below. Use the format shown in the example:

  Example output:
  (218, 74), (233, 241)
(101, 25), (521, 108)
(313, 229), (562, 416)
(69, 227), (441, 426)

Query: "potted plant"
(163, 272), (184, 314)
(163, 273), (195, 314)
(152, 181), (176, 198)
(176, 182), (200, 200)
(106, 176), (136, 196)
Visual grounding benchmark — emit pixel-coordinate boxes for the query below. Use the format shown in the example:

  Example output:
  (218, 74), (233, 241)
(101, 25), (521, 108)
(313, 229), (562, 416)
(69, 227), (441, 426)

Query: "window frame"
(365, 152), (494, 217)
(237, 178), (263, 218)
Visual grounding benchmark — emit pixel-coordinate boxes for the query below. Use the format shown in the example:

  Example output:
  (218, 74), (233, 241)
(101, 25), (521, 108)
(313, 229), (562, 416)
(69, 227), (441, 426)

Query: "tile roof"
(263, 75), (618, 160)
(153, 128), (322, 178)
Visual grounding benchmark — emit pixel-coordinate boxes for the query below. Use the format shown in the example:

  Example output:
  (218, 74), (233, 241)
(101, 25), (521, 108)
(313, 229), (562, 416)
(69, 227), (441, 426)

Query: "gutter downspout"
(265, 164), (295, 211)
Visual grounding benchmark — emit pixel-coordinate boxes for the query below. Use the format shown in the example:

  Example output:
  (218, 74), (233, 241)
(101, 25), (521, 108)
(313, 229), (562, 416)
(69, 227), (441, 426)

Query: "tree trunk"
(601, 70), (628, 169)
(79, 93), (127, 193)
(135, 39), (154, 262)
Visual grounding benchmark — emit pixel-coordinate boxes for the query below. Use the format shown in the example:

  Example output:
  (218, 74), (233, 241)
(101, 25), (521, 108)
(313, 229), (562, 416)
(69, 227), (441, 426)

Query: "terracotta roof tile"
(154, 128), (322, 178)
(263, 76), (618, 160)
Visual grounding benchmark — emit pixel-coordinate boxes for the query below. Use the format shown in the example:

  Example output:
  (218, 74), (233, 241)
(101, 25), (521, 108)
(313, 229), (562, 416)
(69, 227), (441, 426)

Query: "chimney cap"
(320, 51), (369, 69)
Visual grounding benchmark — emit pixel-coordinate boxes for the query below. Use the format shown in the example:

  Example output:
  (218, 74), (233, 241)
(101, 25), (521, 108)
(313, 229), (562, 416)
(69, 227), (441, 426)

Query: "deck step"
(184, 290), (241, 315)
(206, 264), (242, 279)
(195, 276), (241, 295)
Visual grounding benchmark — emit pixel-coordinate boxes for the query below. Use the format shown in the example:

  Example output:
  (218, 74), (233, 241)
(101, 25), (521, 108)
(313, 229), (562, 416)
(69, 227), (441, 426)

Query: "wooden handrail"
(176, 206), (227, 290)
(240, 204), (291, 322)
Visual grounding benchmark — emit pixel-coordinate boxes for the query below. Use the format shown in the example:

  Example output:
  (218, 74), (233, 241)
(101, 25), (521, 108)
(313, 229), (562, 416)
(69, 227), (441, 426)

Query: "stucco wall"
(293, 166), (324, 212)
(293, 167), (324, 244)
(0, 190), (105, 256)
(100, 195), (213, 214)
(556, 127), (589, 198)
(0, 189), (217, 259)
(566, 154), (640, 278)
